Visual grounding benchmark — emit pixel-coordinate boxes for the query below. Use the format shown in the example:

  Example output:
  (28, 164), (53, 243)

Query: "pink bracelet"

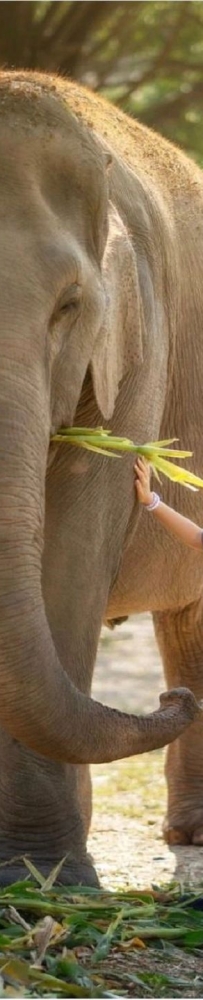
(145, 492), (161, 511)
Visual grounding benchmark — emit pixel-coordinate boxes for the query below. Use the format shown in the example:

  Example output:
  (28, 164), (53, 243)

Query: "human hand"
(134, 456), (153, 505)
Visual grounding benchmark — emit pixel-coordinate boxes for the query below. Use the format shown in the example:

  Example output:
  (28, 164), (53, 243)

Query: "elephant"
(0, 68), (202, 887)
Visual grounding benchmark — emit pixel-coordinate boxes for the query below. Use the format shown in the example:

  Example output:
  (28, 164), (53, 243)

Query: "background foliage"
(1, 1), (203, 162)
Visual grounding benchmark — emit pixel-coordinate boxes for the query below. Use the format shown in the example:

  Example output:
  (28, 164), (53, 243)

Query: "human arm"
(134, 457), (203, 550)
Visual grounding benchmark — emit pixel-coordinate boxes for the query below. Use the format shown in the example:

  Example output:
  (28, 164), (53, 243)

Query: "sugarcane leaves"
(51, 428), (203, 490)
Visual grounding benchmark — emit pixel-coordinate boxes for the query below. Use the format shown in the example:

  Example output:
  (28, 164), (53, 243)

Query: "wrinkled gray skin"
(0, 71), (202, 886)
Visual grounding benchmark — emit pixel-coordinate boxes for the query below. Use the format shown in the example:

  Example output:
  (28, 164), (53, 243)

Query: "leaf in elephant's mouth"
(51, 428), (203, 490)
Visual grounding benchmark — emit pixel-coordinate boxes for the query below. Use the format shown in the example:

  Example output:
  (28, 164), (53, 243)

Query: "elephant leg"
(153, 599), (203, 846)
(0, 731), (98, 886)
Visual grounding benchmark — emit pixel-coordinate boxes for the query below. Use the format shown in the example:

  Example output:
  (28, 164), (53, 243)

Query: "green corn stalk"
(51, 428), (203, 490)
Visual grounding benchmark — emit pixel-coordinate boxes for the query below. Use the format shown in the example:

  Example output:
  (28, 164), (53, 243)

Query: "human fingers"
(134, 456), (149, 473)
(134, 460), (149, 482)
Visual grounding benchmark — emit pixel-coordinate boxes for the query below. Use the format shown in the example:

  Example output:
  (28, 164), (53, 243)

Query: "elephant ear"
(91, 204), (145, 419)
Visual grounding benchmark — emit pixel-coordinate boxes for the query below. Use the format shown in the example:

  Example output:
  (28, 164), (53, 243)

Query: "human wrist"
(141, 491), (154, 507)
(145, 492), (161, 511)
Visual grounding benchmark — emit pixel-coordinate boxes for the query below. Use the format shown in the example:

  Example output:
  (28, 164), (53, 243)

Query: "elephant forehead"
(0, 73), (106, 202)
(0, 108), (108, 262)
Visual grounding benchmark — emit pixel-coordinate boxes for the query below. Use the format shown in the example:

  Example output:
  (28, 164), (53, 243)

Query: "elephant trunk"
(0, 378), (201, 764)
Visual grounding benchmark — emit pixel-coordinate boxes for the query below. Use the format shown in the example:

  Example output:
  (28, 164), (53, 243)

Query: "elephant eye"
(55, 283), (82, 318)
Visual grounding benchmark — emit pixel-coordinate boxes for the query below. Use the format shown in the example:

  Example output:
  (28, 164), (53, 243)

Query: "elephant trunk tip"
(159, 686), (202, 723)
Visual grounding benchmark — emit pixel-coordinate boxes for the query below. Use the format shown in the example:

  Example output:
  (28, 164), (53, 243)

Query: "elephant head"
(0, 70), (200, 765)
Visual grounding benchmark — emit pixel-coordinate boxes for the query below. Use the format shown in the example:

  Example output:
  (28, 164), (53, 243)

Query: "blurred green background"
(1, 1), (203, 164)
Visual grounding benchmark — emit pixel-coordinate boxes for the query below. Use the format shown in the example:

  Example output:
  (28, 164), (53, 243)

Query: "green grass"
(0, 873), (203, 997)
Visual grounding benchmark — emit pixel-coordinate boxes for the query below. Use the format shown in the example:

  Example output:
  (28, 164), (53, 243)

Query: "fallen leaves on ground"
(0, 869), (203, 996)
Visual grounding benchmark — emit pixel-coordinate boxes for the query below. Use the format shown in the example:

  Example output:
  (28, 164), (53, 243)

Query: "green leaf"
(182, 928), (203, 947)
(42, 856), (68, 891)
(143, 438), (180, 447)
(93, 909), (125, 962)
(22, 858), (46, 887)
(154, 455), (203, 488)
(29, 967), (90, 996)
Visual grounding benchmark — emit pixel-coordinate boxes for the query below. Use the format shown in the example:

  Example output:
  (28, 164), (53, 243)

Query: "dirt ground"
(89, 614), (203, 890)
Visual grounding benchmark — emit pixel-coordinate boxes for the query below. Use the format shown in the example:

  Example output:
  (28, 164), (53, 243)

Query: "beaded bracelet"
(145, 492), (161, 511)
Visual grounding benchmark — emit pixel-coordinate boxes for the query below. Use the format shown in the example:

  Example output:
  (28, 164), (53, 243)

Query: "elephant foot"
(0, 854), (100, 888)
(164, 814), (203, 847)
